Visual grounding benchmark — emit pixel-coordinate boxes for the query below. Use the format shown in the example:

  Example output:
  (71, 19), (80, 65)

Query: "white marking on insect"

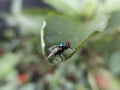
(48, 46), (62, 58)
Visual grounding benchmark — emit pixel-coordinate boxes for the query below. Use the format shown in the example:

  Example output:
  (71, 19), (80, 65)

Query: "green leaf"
(23, 8), (51, 16)
(4, 14), (45, 36)
(106, 12), (120, 32)
(16, 15), (44, 36)
(0, 53), (21, 79)
(41, 14), (109, 64)
(93, 11), (120, 40)
(109, 51), (120, 75)
(11, 0), (22, 15)
(104, 0), (120, 13)
(43, 0), (98, 17)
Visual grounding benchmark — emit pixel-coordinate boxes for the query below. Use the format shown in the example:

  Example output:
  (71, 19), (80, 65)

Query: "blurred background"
(0, 0), (120, 90)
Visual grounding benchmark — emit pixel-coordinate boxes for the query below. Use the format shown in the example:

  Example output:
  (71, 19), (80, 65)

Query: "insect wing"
(48, 47), (59, 58)
(48, 45), (57, 52)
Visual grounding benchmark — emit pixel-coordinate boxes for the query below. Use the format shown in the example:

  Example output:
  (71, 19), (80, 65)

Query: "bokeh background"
(0, 0), (120, 90)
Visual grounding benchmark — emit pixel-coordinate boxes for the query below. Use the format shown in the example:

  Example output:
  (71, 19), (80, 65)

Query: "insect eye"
(59, 44), (63, 46)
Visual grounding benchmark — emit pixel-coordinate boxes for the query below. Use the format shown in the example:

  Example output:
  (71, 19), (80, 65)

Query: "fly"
(48, 41), (73, 59)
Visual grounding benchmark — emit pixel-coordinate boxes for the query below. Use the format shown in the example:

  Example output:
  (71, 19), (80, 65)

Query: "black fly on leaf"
(48, 41), (73, 63)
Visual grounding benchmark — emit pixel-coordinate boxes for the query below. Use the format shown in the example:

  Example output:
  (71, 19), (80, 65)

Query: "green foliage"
(0, 0), (120, 90)
(0, 53), (21, 79)
(41, 14), (109, 64)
